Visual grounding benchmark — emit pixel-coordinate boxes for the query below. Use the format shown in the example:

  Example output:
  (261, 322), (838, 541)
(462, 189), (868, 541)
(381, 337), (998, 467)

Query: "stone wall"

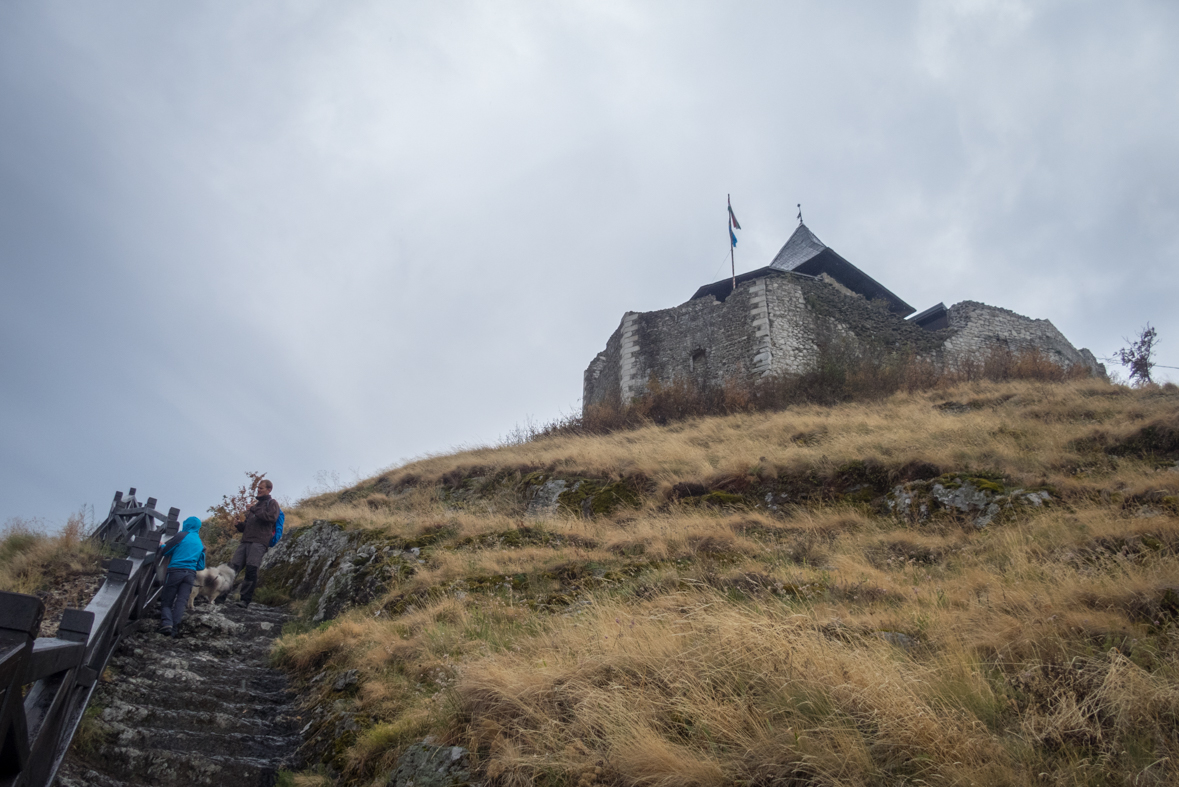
(761, 276), (819, 375)
(584, 279), (761, 407)
(943, 301), (1106, 376)
(796, 276), (949, 356)
(585, 273), (898, 407)
(583, 274), (1104, 411)
(584, 327), (622, 407)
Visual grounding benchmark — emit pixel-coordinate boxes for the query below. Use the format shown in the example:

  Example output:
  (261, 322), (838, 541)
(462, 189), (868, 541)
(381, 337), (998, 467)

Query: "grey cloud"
(2, 0), (1176, 528)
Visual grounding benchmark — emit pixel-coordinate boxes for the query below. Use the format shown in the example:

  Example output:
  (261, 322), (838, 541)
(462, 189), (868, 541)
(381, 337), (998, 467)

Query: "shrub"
(206, 471), (268, 556)
(543, 344), (1095, 439)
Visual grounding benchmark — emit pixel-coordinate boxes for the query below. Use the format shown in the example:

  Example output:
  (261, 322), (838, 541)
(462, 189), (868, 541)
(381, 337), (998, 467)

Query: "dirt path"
(55, 601), (301, 787)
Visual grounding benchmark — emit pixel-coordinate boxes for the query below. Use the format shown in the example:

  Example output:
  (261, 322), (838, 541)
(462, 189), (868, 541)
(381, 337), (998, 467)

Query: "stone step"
(99, 701), (301, 737)
(103, 720), (299, 762)
(119, 653), (281, 679)
(57, 601), (299, 787)
(197, 605), (288, 622)
(58, 596), (304, 787)
(55, 764), (152, 787)
(83, 745), (285, 787)
(104, 680), (294, 715)
(109, 657), (289, 687)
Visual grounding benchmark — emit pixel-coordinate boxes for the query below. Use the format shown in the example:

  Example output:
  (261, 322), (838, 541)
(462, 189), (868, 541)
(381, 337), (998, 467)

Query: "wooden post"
(0, 593), (43, 779)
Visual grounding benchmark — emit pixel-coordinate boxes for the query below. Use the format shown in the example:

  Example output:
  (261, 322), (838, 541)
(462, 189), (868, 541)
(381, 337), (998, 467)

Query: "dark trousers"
(160, 568), (196, 630)
(229, 542), (268, 604)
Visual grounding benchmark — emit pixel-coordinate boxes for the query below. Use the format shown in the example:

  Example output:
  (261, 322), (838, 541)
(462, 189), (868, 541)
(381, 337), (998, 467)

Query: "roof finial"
(797, 203), (803, 225)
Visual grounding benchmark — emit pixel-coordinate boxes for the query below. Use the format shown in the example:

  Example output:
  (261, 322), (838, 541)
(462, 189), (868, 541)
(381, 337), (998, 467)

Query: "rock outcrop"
(887, 474), (1053, 528)
(259, 519), (423, 623)
(388, 742), (474, 787)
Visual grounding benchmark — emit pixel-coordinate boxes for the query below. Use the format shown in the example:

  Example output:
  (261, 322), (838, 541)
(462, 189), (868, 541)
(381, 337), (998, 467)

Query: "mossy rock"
(679, 490), (747, 509)
(519, 471), (551, 492)
(933, 473), (1005, 492)
(259, 519), (419, 622)
(970, 477), (1006, 495)
(833, 459), (891, 495)
(455, 526), (597, 551)
(557, 479), (642, 517)
(701, 491), (745, 508)
(1108, 422), (1179, 463)
(403, 524), (458, 550)
(383, 587), (440, 615)
(252, 586), (292, 607)
(1141, 535), (1165, 551)
(451, 572), (530, 594)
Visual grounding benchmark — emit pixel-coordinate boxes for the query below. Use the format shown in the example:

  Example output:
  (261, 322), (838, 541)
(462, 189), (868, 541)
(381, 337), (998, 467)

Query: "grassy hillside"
(273, 378), (1179, 787)
(0, 513), (102, 636)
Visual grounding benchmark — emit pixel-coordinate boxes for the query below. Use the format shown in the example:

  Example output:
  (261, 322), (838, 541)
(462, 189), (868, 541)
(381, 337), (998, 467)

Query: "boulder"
(887, 475), (1052, 528)
(260, 520), (416, 622)
(387, 742), (474, 787)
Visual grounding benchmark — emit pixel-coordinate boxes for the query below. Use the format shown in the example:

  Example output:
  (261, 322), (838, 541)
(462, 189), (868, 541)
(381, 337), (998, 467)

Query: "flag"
(728, 196), (741, 230)
(730, 226), (738, 247)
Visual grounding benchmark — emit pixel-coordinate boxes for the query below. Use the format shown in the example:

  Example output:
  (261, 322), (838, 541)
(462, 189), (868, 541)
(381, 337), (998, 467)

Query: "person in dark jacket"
(225, 479), (280, 608)
(158, 516), (206, 637)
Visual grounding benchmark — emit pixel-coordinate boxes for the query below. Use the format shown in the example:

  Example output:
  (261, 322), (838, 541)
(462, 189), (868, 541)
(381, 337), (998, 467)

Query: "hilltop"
(259, 377), (1179, 787)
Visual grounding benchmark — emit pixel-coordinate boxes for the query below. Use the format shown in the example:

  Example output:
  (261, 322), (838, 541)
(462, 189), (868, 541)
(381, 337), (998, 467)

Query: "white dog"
(188, 564), (236, 610)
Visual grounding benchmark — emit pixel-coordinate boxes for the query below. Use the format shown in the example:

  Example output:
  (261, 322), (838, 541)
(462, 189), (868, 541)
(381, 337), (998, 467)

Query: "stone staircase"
(56, 601), (301, 787)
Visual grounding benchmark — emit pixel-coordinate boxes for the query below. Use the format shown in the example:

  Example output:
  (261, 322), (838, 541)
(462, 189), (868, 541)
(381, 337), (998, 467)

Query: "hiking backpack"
(269, 510), (285, 548)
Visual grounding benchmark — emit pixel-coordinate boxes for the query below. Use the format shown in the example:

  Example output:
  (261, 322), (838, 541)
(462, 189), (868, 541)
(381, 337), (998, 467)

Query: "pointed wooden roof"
(769, 222), (829, 270)
(691, 222), (915, 316)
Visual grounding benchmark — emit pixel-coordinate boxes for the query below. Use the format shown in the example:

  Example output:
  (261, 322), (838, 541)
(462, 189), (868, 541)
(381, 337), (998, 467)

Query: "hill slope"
(270, 379), (1179, 787)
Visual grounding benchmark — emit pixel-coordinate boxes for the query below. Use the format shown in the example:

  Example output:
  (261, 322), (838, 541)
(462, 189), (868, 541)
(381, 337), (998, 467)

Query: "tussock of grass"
(276, 379), (1179, 786)
(0, 511), (98, 596)
(324, 380), (1175, 506)
(456, 600), (1014, 786)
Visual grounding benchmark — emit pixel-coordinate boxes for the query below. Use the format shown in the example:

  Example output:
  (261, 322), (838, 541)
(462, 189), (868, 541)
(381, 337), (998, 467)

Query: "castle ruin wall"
(763, 276), (824, 375)
(943, 301), (1105, 376)
(585, 277), (770, 407)
(583, 277), (1105, 411)
(585, 274), (847, 407)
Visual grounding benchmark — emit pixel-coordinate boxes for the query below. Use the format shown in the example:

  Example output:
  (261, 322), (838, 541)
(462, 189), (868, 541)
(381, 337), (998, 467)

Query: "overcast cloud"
(3, 0), (1177, 528)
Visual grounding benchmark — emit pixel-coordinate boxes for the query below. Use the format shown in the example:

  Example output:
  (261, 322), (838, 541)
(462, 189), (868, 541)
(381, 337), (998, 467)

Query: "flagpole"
(728, 193), (736, 293)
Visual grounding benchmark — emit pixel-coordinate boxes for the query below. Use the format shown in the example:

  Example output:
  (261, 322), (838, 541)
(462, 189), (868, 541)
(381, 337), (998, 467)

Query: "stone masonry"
(583, 223), (1104, 410)
(944, 300), (1104, 373)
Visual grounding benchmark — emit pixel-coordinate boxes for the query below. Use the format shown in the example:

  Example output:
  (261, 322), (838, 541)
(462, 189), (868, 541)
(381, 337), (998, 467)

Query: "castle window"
(690, 349), (706, 372)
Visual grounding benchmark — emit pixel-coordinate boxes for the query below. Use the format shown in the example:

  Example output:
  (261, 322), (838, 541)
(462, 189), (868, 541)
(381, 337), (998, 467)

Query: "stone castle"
(584, 222), (1104, 409)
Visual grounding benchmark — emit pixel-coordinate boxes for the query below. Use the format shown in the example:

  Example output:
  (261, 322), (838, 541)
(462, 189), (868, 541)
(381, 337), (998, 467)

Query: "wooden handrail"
(0, 489), (181, 787)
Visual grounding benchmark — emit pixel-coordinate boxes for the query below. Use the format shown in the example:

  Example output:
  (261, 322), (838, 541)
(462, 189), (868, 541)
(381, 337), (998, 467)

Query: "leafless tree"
(1116, 324), (1158, 385)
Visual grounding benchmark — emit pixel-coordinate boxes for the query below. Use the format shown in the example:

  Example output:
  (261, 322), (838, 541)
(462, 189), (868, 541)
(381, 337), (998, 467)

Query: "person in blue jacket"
(158, 516), (206, 638)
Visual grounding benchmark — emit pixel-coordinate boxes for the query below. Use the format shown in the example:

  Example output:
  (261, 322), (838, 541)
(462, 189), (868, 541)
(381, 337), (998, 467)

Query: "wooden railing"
(0, 489), (179, 787)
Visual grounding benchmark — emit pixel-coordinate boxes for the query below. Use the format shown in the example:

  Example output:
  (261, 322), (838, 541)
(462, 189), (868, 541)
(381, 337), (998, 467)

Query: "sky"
(2, 0), (1177, 530)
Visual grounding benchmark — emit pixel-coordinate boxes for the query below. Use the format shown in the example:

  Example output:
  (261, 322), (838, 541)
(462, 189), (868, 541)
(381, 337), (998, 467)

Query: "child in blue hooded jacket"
(158, 516), (206, 638)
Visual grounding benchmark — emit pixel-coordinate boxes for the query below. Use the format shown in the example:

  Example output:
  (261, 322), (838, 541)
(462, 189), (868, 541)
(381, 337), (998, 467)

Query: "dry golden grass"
(312, 379), (1177, 502)
(0, 511), (98, 595)
(275, 379), (1179, 786)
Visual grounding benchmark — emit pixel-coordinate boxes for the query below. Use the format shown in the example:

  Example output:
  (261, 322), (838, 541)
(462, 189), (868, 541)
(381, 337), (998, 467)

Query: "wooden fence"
(0, 489), (180, 787)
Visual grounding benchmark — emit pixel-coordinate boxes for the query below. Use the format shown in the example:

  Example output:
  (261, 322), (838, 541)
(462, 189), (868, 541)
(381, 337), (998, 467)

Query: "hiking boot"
(157, 626), (173, 637)
(235, 600), (250, 609)
(171, 629), (182, 639)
